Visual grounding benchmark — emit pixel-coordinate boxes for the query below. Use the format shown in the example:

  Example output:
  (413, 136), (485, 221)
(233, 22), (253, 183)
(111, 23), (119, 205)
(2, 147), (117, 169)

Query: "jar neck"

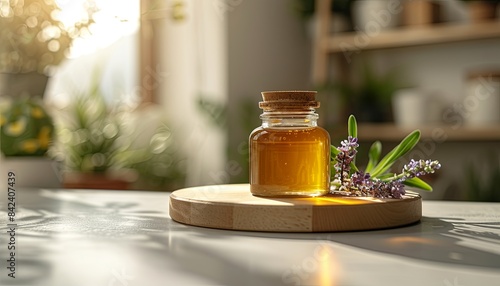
(260, 110), (319, 128)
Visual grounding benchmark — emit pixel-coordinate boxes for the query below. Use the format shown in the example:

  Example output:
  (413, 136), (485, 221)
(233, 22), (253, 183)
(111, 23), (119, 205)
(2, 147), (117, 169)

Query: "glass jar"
(249, 91), (330, 197)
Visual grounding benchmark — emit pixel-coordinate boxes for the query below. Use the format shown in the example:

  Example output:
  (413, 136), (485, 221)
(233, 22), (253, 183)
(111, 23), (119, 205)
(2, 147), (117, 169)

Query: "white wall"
(227, 0), (313, 182)
(157, 0), (228, 186)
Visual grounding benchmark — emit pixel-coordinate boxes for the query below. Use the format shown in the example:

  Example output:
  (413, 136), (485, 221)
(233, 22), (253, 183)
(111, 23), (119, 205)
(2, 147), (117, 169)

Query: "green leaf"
(331, 145), (340, 157)
(377, 172), (396, 181)
(197, 94), (227, 128)
(330, 145), (340, 177)
(370, 130), (421, 177)
(347, 114), (358, 166)
(365, 141), (381, 173)
(348, 114), (357, 138)
(403, 177), (433, 191)
(376, 173), (433, 191)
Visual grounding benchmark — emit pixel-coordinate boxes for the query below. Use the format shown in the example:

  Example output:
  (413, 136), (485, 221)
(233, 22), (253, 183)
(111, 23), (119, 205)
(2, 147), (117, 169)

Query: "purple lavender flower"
(333, 136), (359, 192)
(372, 181), (391, 198)
(389, 180), (406, 199)
(350, 171), (374, 196)
(338, 136), (359, 155)
(402, 159), (441, 180)
(351, 171), (370, 185)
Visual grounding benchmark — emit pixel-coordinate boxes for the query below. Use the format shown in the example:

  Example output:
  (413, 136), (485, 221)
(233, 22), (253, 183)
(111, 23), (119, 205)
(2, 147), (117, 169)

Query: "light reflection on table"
(0, 188), (499, 286)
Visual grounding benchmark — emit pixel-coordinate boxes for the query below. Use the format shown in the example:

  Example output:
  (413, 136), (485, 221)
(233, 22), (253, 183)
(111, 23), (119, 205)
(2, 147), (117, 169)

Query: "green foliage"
(0, 98), (54, 156)
(358, 63), (402, 104)
(291, 0), (352, 20)
(324, 63), (408, 122)
(365, 141), (381, 173)
(0, 0), (96, 74)
(197, 94), (226, 129)
(126, 124), (186, 191)
(370, 130), (421, 177)
(59, 84), (120, 172)
(347, 114), (357, 138)
(403, 177), (432, 191)
(52, 71), (185, 189)
(466, 154), (500, 202)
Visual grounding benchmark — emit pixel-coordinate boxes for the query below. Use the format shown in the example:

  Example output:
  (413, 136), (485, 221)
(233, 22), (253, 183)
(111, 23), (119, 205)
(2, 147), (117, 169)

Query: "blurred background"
(1, 0), (499, 201)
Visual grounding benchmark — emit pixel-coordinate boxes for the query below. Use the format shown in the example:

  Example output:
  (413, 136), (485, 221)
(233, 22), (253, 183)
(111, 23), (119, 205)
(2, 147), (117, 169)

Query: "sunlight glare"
(319, 246), (339, 286)
(307, 196), (384, 205)
(55, 0), (140, 58)
(387, 236), (439, 246)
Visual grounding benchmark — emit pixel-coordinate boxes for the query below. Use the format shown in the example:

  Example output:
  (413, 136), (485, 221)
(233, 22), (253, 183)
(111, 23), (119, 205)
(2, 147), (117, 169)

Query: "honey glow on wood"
(169, 184), (422, 232)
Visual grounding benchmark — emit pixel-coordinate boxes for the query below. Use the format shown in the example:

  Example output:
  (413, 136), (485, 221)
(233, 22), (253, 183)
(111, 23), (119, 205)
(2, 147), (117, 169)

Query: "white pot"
(352, 0), (400, 33)
(0, 157), (61, 188)
(464, 73), (500, 126)
(392, 89), (426, 127)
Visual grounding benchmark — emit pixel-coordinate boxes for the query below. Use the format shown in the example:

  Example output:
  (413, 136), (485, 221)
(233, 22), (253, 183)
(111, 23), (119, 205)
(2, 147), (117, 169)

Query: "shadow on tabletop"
(1, 188), (498, 286)
(173, 216), (500, 270)
(0, 189), (282, 286)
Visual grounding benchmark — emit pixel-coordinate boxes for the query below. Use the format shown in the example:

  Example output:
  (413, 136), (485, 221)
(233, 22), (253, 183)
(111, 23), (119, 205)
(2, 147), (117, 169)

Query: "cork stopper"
(259, 91), (320, 110)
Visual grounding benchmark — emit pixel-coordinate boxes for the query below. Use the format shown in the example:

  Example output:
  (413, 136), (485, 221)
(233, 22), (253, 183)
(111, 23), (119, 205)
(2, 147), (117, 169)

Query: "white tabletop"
(1, 188), (499, 286)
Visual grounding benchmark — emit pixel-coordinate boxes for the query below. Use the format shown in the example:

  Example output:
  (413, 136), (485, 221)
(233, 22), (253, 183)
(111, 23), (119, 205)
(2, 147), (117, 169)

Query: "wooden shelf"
(312, 0), (500, 82)
(312, 0), (500, 144)
(334, 123), (500, 142)
(323, 21), (500, 54)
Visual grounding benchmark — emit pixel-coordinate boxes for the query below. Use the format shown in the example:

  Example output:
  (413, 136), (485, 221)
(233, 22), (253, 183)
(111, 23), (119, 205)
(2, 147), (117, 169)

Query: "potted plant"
(1, 98), (54, 156)
(50, 74), (133, 189)
(401, 0), (441, 27)
(459, 0), (499, 23)
(0, 97), (61, 187)
(50, 74), (185, 190)
(0, 0), (94, 97)
(465, 153), (500, 202)
(325, 63), (407, 123)
(292, 0), (354, 34)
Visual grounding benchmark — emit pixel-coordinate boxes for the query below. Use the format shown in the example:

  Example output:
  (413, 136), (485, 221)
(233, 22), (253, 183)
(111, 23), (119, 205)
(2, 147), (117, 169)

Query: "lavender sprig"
(333, 136), (358, 192)
(330, 115), (442, 199)
(332, 159), (441, 198)
(402, 159), (441, 180)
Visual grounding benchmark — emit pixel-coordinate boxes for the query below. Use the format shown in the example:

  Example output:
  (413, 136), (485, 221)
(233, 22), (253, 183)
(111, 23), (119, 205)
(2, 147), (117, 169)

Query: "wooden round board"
(169, 184), (422, 232)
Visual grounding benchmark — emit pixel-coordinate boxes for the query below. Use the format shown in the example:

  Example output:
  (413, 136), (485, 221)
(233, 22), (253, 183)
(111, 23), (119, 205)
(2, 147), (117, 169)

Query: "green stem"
(380, 173), (405, 182)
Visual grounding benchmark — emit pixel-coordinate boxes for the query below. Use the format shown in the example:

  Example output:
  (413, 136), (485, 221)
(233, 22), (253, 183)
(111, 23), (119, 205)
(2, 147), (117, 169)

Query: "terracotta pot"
(467, 1), (497, 23)
(63, 171), (133, 190)
(402, 0), (441, 26)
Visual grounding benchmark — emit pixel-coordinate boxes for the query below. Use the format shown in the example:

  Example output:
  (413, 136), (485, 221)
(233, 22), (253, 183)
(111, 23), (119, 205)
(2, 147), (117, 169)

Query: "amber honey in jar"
(249, 91), (330, 197)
